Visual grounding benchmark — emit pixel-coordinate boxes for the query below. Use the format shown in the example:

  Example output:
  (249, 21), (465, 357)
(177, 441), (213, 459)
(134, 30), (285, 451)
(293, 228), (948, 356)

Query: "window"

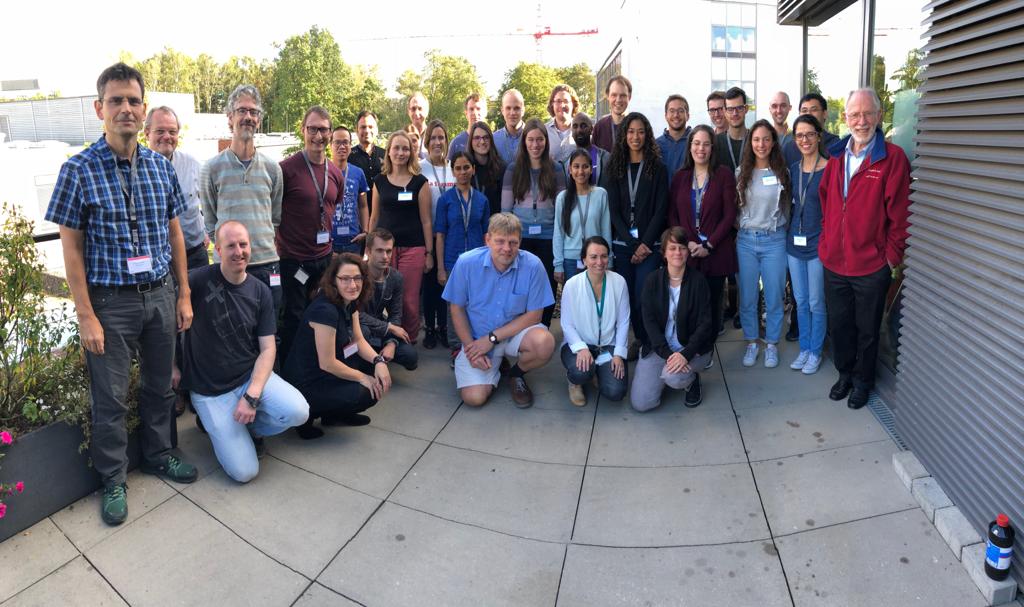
(596, 47), (622, 117)
(710, 2), (756, 96)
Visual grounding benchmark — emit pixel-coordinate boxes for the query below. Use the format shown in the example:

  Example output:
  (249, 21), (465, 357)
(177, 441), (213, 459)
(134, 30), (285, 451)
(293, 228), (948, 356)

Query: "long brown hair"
(736, 119), (791, 216)
(469, 121), (503, 188)
(511, 118), (558, 202)
(319, 253), (374, 310)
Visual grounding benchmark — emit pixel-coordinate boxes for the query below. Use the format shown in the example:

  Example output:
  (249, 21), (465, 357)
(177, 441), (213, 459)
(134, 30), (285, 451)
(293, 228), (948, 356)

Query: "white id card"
(793, 235), (808, 247)
(595, 351), (613, 365)
(126, 255), (153, 274)
(294, 268), (310, 285)
(337, 225), (351, 235)
(528, 224), (542, 235)
(629, 227), (639, 239)
(316, 231), (330, 244)
(269, 273), (281, 287)
(343, 342), (358, 358)
(762, 174), (779, 186)
(576, 259), (585, 270)
(397, 191), (414, 202)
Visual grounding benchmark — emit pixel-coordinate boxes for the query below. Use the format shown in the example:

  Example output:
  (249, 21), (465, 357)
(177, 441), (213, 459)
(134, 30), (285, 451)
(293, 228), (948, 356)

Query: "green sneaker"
(142, 455), (197, 484)
(101, 483), (128, 525)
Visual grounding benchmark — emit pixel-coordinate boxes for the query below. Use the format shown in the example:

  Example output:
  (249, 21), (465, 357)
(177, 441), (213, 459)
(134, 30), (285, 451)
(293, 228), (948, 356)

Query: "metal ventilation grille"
(894, 0), (1024, 583)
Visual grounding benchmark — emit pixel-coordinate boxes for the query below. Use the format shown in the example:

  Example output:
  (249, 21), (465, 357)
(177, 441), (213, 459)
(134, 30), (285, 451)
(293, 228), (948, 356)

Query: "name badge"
(337, 225), (351, 236)
(126, 255), (153, 274)
(698, 233), (708, 242)
(793, 235), (808, 247)
(595, 351), (613, 365)
(629, 227), (639, 239)
(528, 224), (542, 235)
(269, 273), (281, 287)
(762, 175), (779, 186)
(397, 191), (414, 202)
(295, 268), (310, 285)
(576, 259), (585, 270)
(343, 342), (359, 358)
(316, 231), (330, 244)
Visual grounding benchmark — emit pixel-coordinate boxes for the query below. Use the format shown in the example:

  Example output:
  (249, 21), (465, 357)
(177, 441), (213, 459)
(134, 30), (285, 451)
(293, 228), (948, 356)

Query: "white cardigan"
(559, 270), (631, 359)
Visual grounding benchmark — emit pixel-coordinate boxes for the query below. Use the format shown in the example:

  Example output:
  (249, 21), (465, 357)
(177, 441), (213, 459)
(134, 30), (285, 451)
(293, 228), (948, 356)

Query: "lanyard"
(627, 160), (645, 226)
(302, 152), (329, 229)
(692, 172), (708, 231)
(530, 173), (540, 218)
(589, 147), (600, 184)
(430, 162), (449, 195)
(797, 157), (822, 234)
(576, 191), (592, 238)
(456, 187), (473, 235)
(726, 133), (746, 172)
(114, 150), (141, 252)
(587, 273), (607, 346)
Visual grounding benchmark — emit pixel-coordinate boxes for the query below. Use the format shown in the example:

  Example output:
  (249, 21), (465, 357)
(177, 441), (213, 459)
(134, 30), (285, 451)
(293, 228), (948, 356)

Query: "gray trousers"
(85, 282), (176, 486)
(630, 350), (711, 412)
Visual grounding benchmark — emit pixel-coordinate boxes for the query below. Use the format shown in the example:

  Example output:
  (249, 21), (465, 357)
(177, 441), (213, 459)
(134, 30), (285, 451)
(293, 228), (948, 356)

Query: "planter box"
(0, 421), (140, 542)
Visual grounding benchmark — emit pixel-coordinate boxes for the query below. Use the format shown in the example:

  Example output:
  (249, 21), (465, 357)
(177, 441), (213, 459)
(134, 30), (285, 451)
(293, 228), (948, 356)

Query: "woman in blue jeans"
(786, 115), (828, 374)
(735, 119), (792, 368)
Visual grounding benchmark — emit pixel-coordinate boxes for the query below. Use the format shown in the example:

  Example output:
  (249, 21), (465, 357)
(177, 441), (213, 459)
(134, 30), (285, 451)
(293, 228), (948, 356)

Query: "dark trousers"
(824, 265), (891, 388)
(247, 261), (283, 317)
(612, 243), (661, 345)
(86, 281), (176, 486)
(560, 344), (628, 401)
(373, 339), (418, 371)
(421, 263), (446, 333)
(298, 357), (378, 418)
(706, 274), (726, 343)
(185, 242), (209, 270)
(521, 237), (556, 326)
(278, 255), (331, 364)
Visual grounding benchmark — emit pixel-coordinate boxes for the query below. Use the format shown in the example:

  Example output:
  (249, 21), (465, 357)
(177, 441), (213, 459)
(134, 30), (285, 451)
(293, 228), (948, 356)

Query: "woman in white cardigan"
(559, 236), (631, 406)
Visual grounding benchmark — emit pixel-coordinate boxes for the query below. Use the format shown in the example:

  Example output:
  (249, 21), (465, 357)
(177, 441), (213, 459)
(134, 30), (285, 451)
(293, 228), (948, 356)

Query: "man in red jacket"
(818, 88), (911, 409)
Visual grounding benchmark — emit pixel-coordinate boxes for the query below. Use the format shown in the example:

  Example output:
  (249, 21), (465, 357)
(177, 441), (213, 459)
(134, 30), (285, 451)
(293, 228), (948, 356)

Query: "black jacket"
(641, 266), (713, 362)
(602, 159), (669, 252)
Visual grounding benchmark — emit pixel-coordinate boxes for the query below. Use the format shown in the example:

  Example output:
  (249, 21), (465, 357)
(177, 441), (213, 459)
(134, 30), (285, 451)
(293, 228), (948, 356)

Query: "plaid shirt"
(46, 136), (186, 286)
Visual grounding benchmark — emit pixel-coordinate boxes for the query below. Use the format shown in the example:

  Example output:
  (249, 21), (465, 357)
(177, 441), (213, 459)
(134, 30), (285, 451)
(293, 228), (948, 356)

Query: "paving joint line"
(430, 439), (587, 467)
(770, 506), (920, 539)
(746, 437), (896, 463)
(385, 501), (566, 545)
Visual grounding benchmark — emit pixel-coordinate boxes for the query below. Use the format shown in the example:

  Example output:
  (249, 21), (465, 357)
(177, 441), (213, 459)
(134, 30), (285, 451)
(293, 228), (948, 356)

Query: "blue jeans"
(191, 372), (309, 483)
(787, 254), (827, 355)
(562, 259), (583, 281)
(560, 344), (628, 401)
(612, 242), (661, 345)
(736, 230), (788, 344)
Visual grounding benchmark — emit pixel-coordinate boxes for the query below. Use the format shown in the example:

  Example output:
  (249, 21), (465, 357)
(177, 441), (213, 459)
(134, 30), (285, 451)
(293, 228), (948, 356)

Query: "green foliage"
(891, 48), (924, 92)
(494, 62), (596, 129)
(825, 96), (846, 136)
(269, 26), (352, 136)
(555, 63), (595, 117)
(418, 50), (485, 136)
(872, 54), (894, 134)
(135, 47), (197, 96)
(805, 67), (822, 95)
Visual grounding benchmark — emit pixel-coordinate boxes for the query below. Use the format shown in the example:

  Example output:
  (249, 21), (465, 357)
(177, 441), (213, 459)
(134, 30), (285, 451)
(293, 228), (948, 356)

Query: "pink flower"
(15, 482), (24, 494)
(0, 431), (11, 445)
(0, 503), (6, 519)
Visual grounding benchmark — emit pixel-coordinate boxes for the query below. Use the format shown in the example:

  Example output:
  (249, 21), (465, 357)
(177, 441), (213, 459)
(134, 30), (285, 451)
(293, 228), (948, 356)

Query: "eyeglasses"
(233, 107), (262, 118)
(707, 107), (725, 115)
(305, 126), (331, 136)
(794, 132), (819, 141)
(336, 275), (364, 284)
(103, 96), (144, 107)
(471, 135), (490, 142)
(725, 106), (747, 115)
(666, 108), (688, 116)
(332, 139), (351, 147)
(846, 111), (878, 121)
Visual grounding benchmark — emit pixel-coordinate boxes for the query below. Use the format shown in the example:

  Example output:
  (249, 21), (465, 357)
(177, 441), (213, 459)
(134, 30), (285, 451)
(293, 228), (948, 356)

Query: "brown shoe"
(174, 392), (188, 417)
(509, 376), (533, 408)
(568, 382), (586, 407)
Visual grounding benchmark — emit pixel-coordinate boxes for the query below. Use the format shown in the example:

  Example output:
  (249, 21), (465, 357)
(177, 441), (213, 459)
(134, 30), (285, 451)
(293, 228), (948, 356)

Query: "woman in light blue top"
(554, 148), (612, 285)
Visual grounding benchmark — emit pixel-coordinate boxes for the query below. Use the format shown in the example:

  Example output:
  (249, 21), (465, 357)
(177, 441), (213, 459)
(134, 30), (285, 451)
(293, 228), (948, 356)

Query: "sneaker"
(790, 350), (810, 370)
(101, 483), (128, 526)
(253, 437), (266, 459)
(801, 353), (822, 375)
(764, 344), (779, 368)
(684, 375), (703, 408)
(703, 356), (714, 371)
(141, 455), (197, 484)
(568, 382), (586, 407)
(423, 328), (437, 350)
(742, 343), (759, 367)
(437, 328), (450, 349)
(449, 348), (458, 370)
(509, 376), (533, 408)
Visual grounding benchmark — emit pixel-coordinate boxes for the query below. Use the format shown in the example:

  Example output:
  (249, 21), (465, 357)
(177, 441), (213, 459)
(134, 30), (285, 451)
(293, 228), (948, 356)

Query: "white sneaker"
(802, 353), (822, 375)
(764, 344), (779, 368)
(742, 343), (759, 367)
(790, 350), (810, 370)
(704, 356), (715, 370)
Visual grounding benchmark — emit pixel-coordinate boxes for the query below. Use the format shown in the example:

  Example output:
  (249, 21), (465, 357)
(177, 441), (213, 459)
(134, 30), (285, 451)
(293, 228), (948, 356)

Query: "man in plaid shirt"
(46, 63), (199, 526)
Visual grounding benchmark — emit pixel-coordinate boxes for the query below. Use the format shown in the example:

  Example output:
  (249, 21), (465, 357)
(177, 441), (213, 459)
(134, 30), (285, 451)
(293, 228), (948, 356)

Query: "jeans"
(736, 229), (787, 344)
(787, 254), (827, 355)
(191, 372), (309, 483)
(392, 246), (426, 339)
(612, 242), (661, 345)
(371, 339), (418, 371)
(560, 344), (628, 401)
(561, 259), (583, 282)
(185, 242), (210, 270)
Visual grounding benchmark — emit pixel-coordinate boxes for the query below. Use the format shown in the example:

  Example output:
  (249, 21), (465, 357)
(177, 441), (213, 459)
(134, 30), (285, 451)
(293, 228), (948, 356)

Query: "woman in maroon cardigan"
(668, 124), (738, 340)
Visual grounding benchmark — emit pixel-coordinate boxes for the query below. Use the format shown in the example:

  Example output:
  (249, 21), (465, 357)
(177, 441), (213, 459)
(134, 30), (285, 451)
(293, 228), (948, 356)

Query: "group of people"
(46, 62), (910, 527)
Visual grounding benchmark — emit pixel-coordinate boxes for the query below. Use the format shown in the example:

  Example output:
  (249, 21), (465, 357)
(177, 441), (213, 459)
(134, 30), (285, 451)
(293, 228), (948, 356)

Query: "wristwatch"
(373, 354), (387, 365)
(488, 331), (499, 345)
(243, 392), (260, 410)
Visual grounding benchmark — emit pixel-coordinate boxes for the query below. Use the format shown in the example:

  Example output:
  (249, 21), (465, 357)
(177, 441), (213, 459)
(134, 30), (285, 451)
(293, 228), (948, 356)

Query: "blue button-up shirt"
(434, 187), (490, 272)
(442, 246), (555, 339)
(493, 127), (522, 166)
(46, 136), (186, 286)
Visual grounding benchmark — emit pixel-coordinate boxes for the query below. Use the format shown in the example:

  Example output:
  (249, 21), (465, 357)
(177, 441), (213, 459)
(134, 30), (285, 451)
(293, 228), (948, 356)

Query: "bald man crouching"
(176, 221), (309, 482)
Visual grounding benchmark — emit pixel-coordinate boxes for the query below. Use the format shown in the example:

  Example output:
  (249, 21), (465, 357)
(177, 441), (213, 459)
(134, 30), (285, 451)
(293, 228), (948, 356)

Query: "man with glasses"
(350, 110), (385, 213)
(200, 84), (283, 314)
(783, 92), (843, 166)
(330, 125), (369, 255)
(706, 91), (727, 135)
(546, 84), (579, 163)
(819, 88), (911, 410)
(493, 89), (525, 165)
(656, 94), (692, 184)
(714, 86), (750, 174)
(276, 106), (345, 362)
(359, 229), (418, 371)
(46, 63), (198, 526)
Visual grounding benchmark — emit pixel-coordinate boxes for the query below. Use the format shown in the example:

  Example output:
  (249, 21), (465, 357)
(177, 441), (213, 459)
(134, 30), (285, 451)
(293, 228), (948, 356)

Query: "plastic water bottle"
(985, 513), (1015, 581)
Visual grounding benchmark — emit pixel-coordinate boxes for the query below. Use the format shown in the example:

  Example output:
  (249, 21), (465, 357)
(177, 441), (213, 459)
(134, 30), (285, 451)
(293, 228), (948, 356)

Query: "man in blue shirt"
(46, 63), (198, 526)
(442, 213), (555, 408)
(656, 94), (692, 185)
(330, 125), (370, 254)
(493, 89), (525, 166)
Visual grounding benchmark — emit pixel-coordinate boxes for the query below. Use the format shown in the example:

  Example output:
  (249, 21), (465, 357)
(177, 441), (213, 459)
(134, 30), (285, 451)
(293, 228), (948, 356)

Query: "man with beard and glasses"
(656, 94), (693, 184)
(546, 84), (579, 164)
(567, 113), (609, 186)
(200, 84), (283, 314)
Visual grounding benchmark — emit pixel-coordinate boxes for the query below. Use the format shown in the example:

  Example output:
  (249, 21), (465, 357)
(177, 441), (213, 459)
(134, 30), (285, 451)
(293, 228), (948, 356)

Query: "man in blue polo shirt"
(442, 213), (555, 408)
(46, 63), (198, 526)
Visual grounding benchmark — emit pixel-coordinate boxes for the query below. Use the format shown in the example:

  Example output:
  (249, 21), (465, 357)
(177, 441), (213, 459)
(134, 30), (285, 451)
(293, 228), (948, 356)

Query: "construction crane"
(532, 3), (598, 61)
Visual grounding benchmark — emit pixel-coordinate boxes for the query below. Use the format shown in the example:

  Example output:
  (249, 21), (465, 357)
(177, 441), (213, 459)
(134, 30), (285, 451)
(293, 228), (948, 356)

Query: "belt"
(186, 242), (206, 255)
(91, 275), (169, 294)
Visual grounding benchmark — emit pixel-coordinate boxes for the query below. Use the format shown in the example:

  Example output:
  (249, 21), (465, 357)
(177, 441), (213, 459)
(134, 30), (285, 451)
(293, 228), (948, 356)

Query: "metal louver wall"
(894, 0), (1024, 583)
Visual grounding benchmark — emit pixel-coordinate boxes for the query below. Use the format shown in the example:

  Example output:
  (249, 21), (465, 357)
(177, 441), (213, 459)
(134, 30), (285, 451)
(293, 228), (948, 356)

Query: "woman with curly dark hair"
(735, 119), (792, 369)
(604, 111), (669, 357)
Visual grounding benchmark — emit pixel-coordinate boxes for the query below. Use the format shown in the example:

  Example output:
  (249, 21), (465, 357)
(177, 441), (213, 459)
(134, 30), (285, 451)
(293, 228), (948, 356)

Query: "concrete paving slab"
(753, 441), (915, 534)
(2, 556), (126, 607)
(269, 424), (429, 499)
(557, 541), (792, 607)
(388, 348), (458, 397)
(912, 476), (954, 522)
(934, 506), (983, 561)
(436, 403), (594, 465)
(319, 502), (564, 607)
(589, 407), (745, 467)
(717, 341), (838, 410)
(173, 411), (224, 480)
(0, 518), (79, 602)
(737, 398), (890, 461)
(182, 457), (381, 577)
(293, 582), (360, 606)
(574, 464), (769, 546)
(775, 509), (988, 607)
(50, 470), (176, 552)
(390, 443), (582, 542)
(85, 495), (308, 607)
(368, 382), (460, 440)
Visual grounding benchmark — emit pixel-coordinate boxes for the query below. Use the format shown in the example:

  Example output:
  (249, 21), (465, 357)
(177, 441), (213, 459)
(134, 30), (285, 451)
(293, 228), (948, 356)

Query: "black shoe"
(323, 412), (371, 426)
(423, 328), (438, 350)
(684, 375), (703, 408)
(253, 437), (266, 459)
(785, 325), (799, 342)
(848, 386), (870, 409)
(296, 420), (324, 440)
(829, 376), (853, 401)
(195, 413), (207, 434)
(437, 329), (450, 349)
(732, 315), (742, 329)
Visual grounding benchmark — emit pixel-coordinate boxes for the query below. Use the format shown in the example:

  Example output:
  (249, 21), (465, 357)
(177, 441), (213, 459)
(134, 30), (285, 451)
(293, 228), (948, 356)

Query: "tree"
(395, 69), (424, 100)
(871, 54), (893, 131)
(419, 50), (484, 136)
(268, 26), (353, 135)
(135, 47), (197, 96)
(217, 56), (275, 127)
(555, 63), (595, 117)
(497, 62), (560, 126)
(805, 67), (822, 95)
(192, 54), (220, 113)
(346, 65), (387, 130)
(892, 48), (924, 92)
(825, 96), (846, 136)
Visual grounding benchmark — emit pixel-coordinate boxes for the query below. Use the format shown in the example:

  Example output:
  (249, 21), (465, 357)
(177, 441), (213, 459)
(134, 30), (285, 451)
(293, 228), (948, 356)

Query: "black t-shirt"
(374, 173), (429, 247)
(181, 265), (276, 396)
(283, 294), (356, 388)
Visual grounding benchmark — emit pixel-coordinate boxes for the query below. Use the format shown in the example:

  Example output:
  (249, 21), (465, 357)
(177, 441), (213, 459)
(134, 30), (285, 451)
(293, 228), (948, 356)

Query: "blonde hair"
(486, 212), (521, 237)
(382, 131), (421, 175)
